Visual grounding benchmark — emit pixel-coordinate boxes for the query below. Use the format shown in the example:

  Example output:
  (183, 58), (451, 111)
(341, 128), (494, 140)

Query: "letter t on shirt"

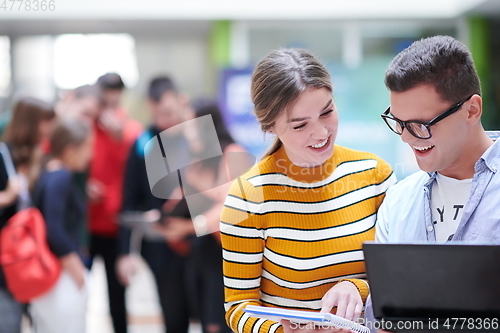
(431, 173), (472, 242)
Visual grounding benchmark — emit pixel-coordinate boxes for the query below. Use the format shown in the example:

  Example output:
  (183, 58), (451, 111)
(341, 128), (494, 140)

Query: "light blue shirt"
(375, 131), (500, 244)
(364, 131), (500, 331)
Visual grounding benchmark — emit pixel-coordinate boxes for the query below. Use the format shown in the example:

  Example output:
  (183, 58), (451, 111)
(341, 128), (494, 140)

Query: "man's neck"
(440, 130), (493, 180)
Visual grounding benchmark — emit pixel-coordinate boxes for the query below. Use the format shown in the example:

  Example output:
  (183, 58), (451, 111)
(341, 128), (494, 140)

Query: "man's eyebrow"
(289, 99), (333, 122)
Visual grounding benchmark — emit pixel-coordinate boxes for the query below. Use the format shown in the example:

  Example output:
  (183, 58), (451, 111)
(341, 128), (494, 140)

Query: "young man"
(117, 76), (194, 333)
(56, 84), (102, 125)
(364, 35), (500, 332)
(376, 35), (498, 243)
(87, 74), (143, 333)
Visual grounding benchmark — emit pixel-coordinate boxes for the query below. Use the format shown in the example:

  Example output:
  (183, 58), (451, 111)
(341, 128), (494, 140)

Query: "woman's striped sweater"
(220, 145), (396, 333)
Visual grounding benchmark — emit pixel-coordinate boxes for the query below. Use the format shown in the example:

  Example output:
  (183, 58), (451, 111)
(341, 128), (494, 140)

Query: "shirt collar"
(475, 131), (500, 174)
(424, 171), (437, 189)
(423, 131), (499, 188)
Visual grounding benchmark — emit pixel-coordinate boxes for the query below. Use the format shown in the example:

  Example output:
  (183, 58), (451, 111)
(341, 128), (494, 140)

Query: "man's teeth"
(414, 145), (434, 151)
(311, 138), (328, 149)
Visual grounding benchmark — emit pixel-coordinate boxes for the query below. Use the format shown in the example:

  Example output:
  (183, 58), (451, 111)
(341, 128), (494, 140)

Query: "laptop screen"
(363, 243), (500, 319)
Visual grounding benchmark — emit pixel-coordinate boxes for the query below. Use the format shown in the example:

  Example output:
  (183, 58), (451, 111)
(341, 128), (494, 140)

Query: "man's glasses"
(381, 94), (475, 139)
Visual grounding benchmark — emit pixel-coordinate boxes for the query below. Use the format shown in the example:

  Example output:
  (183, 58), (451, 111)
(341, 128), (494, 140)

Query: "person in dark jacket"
(30, 118), (92, 333)
(154, 98), (250, 333)
(117, 75), (194, 333)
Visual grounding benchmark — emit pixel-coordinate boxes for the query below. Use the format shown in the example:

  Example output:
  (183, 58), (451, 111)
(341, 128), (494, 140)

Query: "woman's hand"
(116, 254), (137, 287)
(87, 178), (106, 202)
(98, 108), (125, 141)
(153, 217), (195, 242)
(60, 252), (87, 290)
(281, 320), (352, 333)
(0, 177), (21, 207)
(320, 281), (363, 321)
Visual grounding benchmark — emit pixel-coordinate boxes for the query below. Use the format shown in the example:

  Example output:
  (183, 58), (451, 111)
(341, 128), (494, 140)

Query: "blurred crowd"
(0, 73), (250, 333)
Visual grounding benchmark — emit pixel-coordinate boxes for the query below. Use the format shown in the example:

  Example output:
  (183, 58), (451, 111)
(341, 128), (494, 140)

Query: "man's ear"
(467, 94), (483, 123)
(178, 93), (194, 121)
(178, 92), (190, 107)
(147, 99), (157, 111)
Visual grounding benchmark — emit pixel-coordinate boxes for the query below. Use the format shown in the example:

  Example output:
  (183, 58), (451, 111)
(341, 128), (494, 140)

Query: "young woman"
(30, 118), (93, 333)
(220, 49), (396, 333)
(0, 97), (55, 333)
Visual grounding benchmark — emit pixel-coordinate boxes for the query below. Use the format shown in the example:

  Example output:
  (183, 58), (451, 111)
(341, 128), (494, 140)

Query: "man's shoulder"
(132, 129), (155, 158)
(386, 170), (430, 196)
(376, 171), (430, 241)
(124, 119), (144, 139)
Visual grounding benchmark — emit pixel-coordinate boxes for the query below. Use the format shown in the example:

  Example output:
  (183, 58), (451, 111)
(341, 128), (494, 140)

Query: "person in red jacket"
(87, 73), (143, 333)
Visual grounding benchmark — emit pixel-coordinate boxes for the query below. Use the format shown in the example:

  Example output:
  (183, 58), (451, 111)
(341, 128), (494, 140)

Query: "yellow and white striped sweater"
(220, 145), (396, 333)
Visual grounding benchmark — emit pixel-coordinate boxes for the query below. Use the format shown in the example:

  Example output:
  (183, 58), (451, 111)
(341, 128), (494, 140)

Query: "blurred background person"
(30, 118), (92, 333)
(98, 73), (125, 111)
(55, 84), (102, 126)
(87, 73), (143, 333)
(94, 73), (133, 141)
(51, 83), (103, 275)
(0, 97), (56, 333)
(152, 97), (252, 333)
(117, 75), (194, 333)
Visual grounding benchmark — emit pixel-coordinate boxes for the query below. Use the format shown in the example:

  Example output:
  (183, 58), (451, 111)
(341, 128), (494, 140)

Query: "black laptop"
(363, 243), (500, 332)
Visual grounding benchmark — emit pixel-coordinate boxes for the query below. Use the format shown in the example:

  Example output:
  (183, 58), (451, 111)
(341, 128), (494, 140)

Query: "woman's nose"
(312, 122), (329, 139)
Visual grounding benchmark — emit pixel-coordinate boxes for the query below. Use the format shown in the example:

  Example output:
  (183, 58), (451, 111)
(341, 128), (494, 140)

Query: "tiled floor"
(24, 255), (201, 333)
(87, 255), (166, 333)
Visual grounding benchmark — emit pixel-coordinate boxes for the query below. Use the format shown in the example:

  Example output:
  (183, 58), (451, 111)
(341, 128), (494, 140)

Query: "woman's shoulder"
(238, 153), (279, 180)
(334, 144), (381, 159)
(334, 145), (391, 167)
(40, 168), (72, 186)
(334, 145), (393, 180)
(226, 153), (276, 198)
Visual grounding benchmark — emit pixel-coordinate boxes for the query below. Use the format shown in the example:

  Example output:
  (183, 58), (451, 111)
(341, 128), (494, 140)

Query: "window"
(0, 36), (11, 98)
(53, 33), (139, 89)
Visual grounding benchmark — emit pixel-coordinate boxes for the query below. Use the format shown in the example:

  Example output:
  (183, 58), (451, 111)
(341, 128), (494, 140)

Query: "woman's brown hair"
(3, 97), (55, 166)
(3, 97), (55, 188)
(251, 48), (333, 159)
(50, 118), (90, 158)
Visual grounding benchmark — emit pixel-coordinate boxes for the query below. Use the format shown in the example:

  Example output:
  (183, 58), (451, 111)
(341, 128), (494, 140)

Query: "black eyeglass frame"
(381, 94), (475, 139)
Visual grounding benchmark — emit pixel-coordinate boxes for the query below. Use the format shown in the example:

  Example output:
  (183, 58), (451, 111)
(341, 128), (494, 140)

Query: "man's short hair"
(73, 84), (101, 100)
(96, 73), (125, 90)
(148, 76), (178, 102)
(385, 35), (481, 103)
